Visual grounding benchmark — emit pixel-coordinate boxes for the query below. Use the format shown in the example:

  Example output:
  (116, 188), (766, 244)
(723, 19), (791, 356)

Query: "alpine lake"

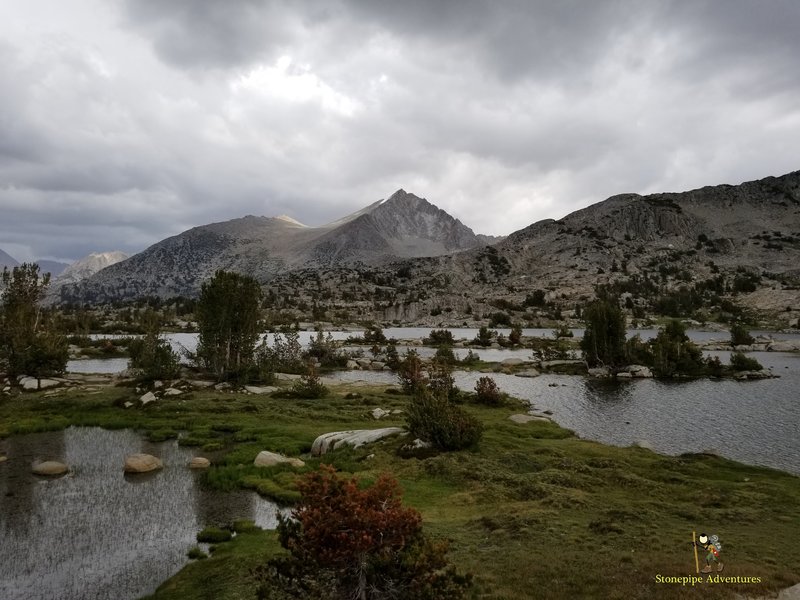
(1, 327), (799, 599)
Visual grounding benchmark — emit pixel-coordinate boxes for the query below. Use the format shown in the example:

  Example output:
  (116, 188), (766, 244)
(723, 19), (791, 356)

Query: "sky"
(1, 0), (799, 263)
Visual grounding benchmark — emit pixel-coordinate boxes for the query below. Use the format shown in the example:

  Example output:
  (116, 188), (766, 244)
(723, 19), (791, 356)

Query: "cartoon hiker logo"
(692, 531), (723, 574)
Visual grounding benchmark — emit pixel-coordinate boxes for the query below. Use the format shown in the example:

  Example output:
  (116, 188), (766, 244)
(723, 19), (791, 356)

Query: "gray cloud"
(1, 0), (799, 263)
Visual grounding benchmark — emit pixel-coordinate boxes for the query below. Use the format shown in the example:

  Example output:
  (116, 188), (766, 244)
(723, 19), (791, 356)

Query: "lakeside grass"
(1, 383), (798, 599)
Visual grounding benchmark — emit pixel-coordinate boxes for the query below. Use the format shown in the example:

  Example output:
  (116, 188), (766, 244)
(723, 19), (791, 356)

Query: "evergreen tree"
(0, 263), (67, 379)
(195, 270), (262, 381)
(580, 298), (626, 368)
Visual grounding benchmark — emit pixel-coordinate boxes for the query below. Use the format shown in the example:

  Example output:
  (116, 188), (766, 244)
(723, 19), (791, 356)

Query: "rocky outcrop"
(124, 453), (163, 473)
(311, 428), (406, 456)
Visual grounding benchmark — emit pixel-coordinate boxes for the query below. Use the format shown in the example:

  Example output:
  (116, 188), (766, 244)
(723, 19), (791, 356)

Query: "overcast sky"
(1, 0), (799, 263)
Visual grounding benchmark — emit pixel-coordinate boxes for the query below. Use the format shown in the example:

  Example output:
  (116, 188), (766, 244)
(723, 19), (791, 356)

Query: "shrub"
(472, 326), (495, 347)
(509, 324), (523, 345)
(425, 329), (455, 346)
(397, 350), (426, 394)
(474, 376), (502, 406)
(580, 298), (626, 368)
(292, 362), (328, 398)
(256, 466), (471, 600)
(433, 345), (457, 365)
(428, 359), (459, 401)
(187, 546), (208, 560)
(730, 323), (755, 346)
(128, 327), (180, 383)
(406, 388), (483, 451)
(304, 330), (346, 368)
(196, 526), (232, 543)
(460, 349), (481, 366)
(650, 320), (705, 377)
(729, 352), (763, 372)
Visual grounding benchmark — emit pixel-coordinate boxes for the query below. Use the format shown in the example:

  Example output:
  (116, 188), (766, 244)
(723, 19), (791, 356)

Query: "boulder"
(541, 359), (584, 369)
(370, 361), (386, 370)
(124, 453), (163, 473)
(254, 451), (305, 468)
(616, 371), (633, 379)
(767, 341), (800, 352)
(188, 380), (215, 388)
(153, 380), (164, 389)
(371, 408), (390, 420)
(501, 358), (525, 366)
(515, 368), (540, 378)
(32, 461), (69, 476)
(189, 457), (211, 469)
(588, 367), (611, 378)
(346, 360), (360, 370)
(244, 385), (277, 395)
(311, 428), (407, 456)
(628, 365), (653, 378)
(163, 388), (183, 396)
(355, 359), (372, 369)
(139, 391), (157, 405)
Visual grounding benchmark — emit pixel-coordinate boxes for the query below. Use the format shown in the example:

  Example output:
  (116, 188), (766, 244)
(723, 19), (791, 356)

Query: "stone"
(163, 388), (183, 396)
(515, 368), (540, 378)
(509, 414), (550, 424)
(370, 361), (386, 370)
(311, 428), (407, 456)
(32, 461), (69, 476)
(244, 385), (277, 395)
(19, 376), (61, 391)
(356, 359), (372, 369)
(123, 401), (134, 408)
(541, 359), (584, 369)
(767, 341), (800, 352)
(254, 451), (304, 468)
(188, 380), (215, 388)
(371, 407), (390, 420)
(628, 365), (653, 378)
(276, 373), (301, 381)
(588, 367), (611, 378)
(616, 371), (633, 379)
(0, 455), (7, 463)
(140, 391), (157, 405)
(189, 457), (211, 469)
(346, 360), (360, 370)
(214, 382), (232, 391)
(153, 380), (164, 389)
(501, 358), (525, 366)
(124, 453), (163, 473)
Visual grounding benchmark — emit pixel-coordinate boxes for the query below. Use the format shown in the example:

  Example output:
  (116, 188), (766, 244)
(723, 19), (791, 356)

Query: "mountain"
(56, 191), (498, 303)
(36, 260), (70, 278)
(0, 248), (19, 271)
(55, 251), (130, 286)
(265, 170), (800, 325)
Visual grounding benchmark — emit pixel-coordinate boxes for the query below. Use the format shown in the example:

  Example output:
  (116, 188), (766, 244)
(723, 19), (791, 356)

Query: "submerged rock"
(124, 453), (163, 473)
(32, 461), (69, 476)
(189, 457), (211, 469)
(311, 428), (406, 456)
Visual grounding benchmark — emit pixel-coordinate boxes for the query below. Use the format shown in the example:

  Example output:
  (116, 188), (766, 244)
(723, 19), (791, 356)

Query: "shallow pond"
(0, 427), (280, 600)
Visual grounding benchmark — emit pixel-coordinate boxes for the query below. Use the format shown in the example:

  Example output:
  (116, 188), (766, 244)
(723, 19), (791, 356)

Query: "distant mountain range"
(0, 249), (126, 284)
(38, 170), (800, 326)
(56, 190), (500, 303)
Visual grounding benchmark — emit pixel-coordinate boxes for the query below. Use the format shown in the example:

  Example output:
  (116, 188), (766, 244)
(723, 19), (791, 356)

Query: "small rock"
(214, 382), (232, 391)
(371, 408), (390, 420)
(0, 455), (7, 464)
(140, 391), (157, 405)
(124, 453), (163, 473)
(616, 371), (633, 379)
(627, 365), (653, 378)
(187, 380), (215, 388)
(163, 388), (183, 396)
(153, 380), (164, 389)
(409, 438), (431, 450)
(32, 461), (69, 476)
(355, 359), (372, 369)
(189, 457), (211, 469)
(371, 361), (386, 370)
(346, 359), (360, 370)
(588, 367), (611, 378)
(123, 401), (134, 408)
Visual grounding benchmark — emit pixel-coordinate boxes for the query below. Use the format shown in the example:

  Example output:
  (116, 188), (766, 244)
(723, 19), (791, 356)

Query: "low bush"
(196, 526), (232, 543)
(406, 388), (483, 451)
(729, 352), (763, 372)
(474, 376), (503, 406)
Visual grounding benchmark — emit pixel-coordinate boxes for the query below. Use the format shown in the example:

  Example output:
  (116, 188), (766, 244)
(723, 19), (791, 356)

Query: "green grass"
(2, 382), (799, 599)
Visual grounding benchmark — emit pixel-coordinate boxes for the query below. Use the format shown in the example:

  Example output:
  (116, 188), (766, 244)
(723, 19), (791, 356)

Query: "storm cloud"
(1, 0), (799, 262)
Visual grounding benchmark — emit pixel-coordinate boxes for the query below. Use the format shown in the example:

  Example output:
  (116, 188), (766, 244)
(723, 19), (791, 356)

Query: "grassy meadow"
(1, 380), (798, 599)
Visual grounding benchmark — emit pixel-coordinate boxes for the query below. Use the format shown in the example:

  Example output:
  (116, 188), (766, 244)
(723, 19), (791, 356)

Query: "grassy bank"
(1, 382), (798, 599)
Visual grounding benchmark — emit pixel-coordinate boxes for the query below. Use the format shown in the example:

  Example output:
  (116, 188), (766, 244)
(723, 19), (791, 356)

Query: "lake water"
(0, 427), (280, 600)
(335, 350), (800, 476)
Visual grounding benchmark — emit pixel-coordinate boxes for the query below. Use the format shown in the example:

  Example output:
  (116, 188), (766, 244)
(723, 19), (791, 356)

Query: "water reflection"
(0, 427), (279, 600)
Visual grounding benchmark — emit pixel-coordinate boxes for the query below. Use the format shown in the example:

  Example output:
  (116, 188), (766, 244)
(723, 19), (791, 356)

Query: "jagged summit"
(56, 251), (130, 286)
(57, 190), (498, 303)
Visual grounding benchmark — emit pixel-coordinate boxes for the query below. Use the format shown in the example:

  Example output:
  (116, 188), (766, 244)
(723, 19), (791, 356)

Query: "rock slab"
(311, 428), (406, 456)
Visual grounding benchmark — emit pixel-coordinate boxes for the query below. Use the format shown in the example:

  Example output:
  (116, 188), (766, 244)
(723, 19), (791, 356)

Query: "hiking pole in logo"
(692, 530), (700, 574)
